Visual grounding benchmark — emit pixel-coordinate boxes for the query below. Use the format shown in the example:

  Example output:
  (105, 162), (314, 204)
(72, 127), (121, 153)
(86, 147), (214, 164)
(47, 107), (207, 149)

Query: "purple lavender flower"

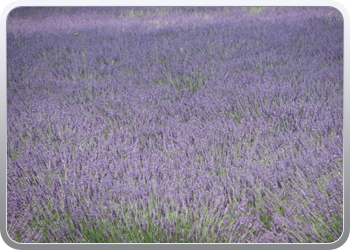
(7, 6), (343, 244)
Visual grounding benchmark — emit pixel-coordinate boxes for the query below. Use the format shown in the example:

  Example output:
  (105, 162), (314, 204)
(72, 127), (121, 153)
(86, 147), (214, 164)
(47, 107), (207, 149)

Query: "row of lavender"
(7, 7), (343, 243)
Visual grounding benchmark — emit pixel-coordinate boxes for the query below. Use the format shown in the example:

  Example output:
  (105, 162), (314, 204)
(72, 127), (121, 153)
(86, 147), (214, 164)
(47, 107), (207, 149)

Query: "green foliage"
(242, 7), (268, 14)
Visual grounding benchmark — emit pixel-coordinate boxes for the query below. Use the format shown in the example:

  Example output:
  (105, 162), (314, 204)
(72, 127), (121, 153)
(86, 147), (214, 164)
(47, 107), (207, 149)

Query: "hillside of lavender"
(7, 7), (343, 243)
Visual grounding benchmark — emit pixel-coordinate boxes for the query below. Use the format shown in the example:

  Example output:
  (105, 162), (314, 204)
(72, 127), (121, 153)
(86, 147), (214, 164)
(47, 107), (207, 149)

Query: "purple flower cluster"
(7, 7), (343, 243)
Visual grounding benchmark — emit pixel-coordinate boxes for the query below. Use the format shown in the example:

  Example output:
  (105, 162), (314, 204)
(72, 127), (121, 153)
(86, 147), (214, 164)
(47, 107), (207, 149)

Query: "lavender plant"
(7, 7), (343, 243)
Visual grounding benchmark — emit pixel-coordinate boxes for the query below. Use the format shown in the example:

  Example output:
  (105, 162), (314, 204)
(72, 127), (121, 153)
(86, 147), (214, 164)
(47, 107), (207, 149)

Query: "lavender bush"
(7, 7), (343, 243)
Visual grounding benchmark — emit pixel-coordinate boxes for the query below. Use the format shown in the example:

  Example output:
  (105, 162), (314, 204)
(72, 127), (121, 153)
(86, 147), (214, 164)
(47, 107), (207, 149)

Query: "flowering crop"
(7, 7), (343, 243)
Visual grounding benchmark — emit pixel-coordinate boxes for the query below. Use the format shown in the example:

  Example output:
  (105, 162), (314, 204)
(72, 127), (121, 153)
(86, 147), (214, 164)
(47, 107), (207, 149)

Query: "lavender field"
(7, 7), (343, 243)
